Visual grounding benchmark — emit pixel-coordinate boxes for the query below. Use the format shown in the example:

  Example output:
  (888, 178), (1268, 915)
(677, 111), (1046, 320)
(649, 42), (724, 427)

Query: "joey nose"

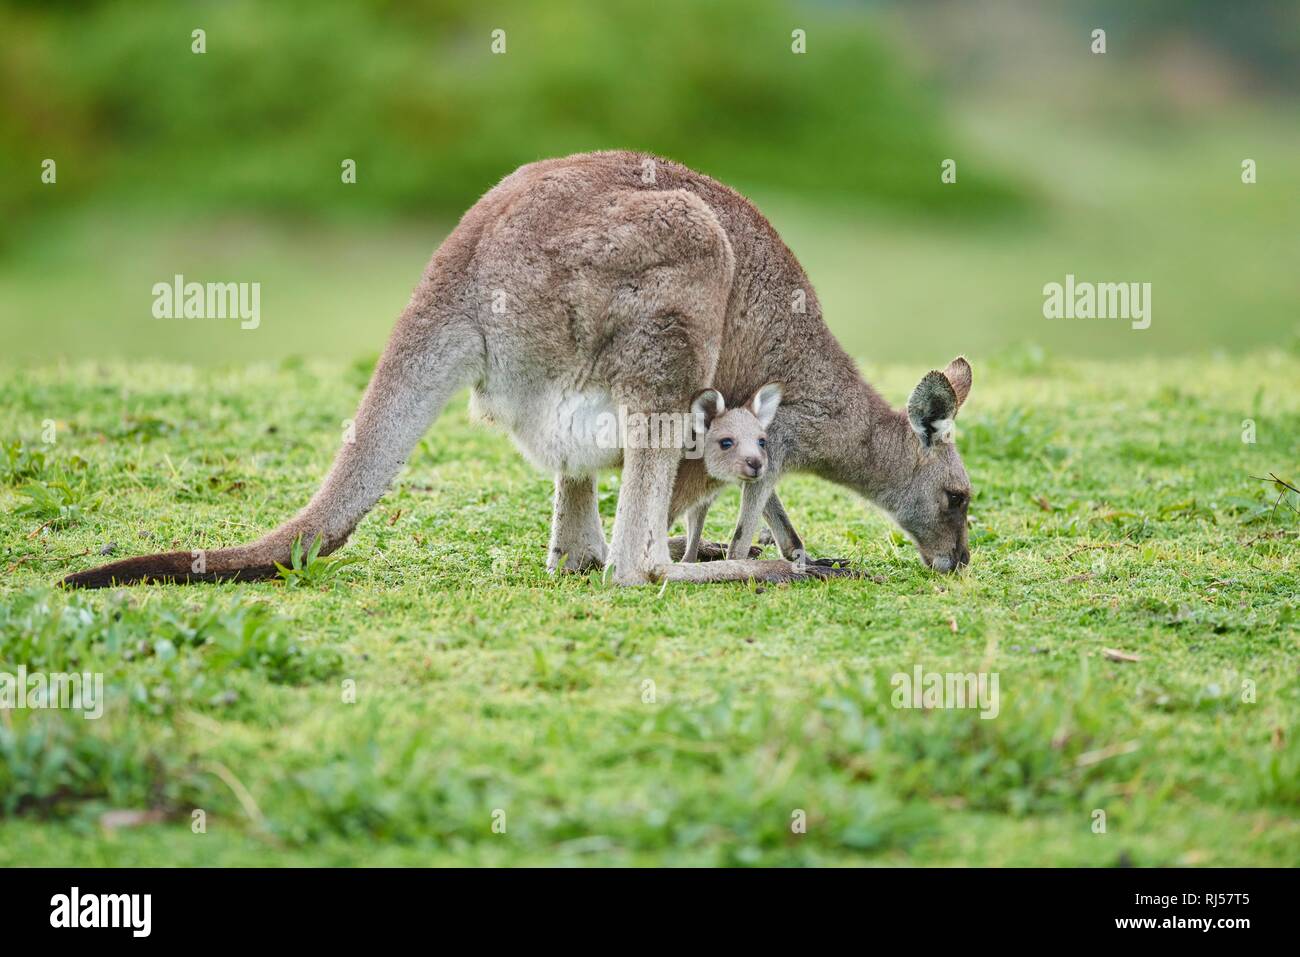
(744, 457), (762, 477)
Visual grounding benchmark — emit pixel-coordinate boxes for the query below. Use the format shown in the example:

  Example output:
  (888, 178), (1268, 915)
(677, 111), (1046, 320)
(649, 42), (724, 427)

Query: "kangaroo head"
(887, 356), (973, 573)
(692, 383), (782, 484)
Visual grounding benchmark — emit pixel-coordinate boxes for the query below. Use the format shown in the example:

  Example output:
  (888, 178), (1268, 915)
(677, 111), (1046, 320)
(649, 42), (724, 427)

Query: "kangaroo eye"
(947, 491), (967, 509)
(719, 438), (734, 450)
(757, 438), (767, 449)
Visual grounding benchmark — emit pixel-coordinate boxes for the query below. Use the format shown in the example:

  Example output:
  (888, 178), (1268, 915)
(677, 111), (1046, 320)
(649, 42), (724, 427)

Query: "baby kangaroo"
(684, 384), (782, 562)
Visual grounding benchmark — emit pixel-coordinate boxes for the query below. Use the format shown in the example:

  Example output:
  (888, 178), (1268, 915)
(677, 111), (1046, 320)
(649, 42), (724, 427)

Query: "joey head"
(676, 384), (781, 563)
(693, 383), (781, 485)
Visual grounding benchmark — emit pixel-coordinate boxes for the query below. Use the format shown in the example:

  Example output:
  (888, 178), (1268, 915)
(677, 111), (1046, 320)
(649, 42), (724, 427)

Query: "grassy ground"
(1, 351), (1296, 865)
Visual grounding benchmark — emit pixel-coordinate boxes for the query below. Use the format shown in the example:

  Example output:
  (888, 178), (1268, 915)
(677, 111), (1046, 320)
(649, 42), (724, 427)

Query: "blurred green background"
(1, 0), (1297, 365)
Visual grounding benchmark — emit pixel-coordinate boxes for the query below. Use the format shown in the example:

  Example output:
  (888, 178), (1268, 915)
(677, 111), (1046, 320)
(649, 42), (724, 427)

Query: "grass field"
(1, 351), (1296, 865)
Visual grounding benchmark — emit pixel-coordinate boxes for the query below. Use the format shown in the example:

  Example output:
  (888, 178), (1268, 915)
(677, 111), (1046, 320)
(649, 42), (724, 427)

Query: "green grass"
(1, 352), (1296, 865)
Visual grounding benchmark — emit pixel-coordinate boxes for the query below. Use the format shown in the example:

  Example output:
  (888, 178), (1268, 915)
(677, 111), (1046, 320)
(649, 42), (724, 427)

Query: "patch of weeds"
(0, 589), (342, 714)
(175, 466), (251, 502)
(1090, 508), (1155, 541)
(613, 692), (938, 860)
(526, 641), (594, 692)
(1136, 674), (1256, 714)
(276, 534), (362, 588)
(109, 413), (177, 442)
(1248, 473), (1300, 525)
(0, 590), (112, 673)
(1218, 491), (1276, 524)
(0, 710), (210, 819)
(269, 698), (935, 862)
(1251, 733), (1300, 808)
(1134, 597), (1247, 634)
(825, 663), (1145, 815)
(267, 709), (509, 844)
(14, 478), (99, 530)
(1, 440), (49, 484)
(0, 591), (209, 716)
(190, 604), (343, 685)
(1155, 497), (1217, 522)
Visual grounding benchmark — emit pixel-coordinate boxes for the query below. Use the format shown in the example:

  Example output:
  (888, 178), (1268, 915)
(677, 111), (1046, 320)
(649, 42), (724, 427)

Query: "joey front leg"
(670, 490), (752, 561)
(727, 481), (774, 560)
(762, 491), (804, 560)
(683, 501), (709, 562)
(763, 490), (853, 568)
(547, 474), (606, 574)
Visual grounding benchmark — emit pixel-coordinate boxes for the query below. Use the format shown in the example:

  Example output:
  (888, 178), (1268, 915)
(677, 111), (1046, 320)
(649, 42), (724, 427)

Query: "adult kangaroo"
(60, 151), (973, 589)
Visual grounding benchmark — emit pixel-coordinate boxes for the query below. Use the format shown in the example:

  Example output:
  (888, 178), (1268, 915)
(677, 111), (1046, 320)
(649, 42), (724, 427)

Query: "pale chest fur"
(471, 382), (722, 521)
(470, 382), (624, 475)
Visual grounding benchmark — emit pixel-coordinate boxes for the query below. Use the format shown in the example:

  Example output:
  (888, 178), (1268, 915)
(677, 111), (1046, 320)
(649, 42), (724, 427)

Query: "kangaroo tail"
(59, 312), (483, 589)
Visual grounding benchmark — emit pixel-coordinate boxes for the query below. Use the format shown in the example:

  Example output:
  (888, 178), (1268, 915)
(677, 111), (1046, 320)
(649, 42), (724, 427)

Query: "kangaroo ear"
(691, 389), (725, 431)
(749, 382), (783, 429)
(907, 371), (958, 448)
(942, 356), (972, 409)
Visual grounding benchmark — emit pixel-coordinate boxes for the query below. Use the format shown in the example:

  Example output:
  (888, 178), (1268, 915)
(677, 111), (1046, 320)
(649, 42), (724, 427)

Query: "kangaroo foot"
(653, 558), (864, 584)
(802, 556), (856, 569)
(548, 542), (607, 574)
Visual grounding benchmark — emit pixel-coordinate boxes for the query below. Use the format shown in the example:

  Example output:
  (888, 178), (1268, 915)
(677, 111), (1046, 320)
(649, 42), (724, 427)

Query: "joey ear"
(748, 382), (783, 429)
(942, 356), (972, 409)
(691, 389), (725, 431)
(907, 371), (958, 448)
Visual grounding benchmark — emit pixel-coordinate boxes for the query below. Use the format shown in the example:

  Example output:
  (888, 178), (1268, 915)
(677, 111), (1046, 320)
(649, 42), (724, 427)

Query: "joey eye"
(757, 438), (767, 449)
(719, 438), (734, 450)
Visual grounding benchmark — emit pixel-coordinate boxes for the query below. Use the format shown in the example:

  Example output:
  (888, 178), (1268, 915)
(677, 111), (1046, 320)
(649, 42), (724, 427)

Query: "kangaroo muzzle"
(926, 545), (970, 573)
